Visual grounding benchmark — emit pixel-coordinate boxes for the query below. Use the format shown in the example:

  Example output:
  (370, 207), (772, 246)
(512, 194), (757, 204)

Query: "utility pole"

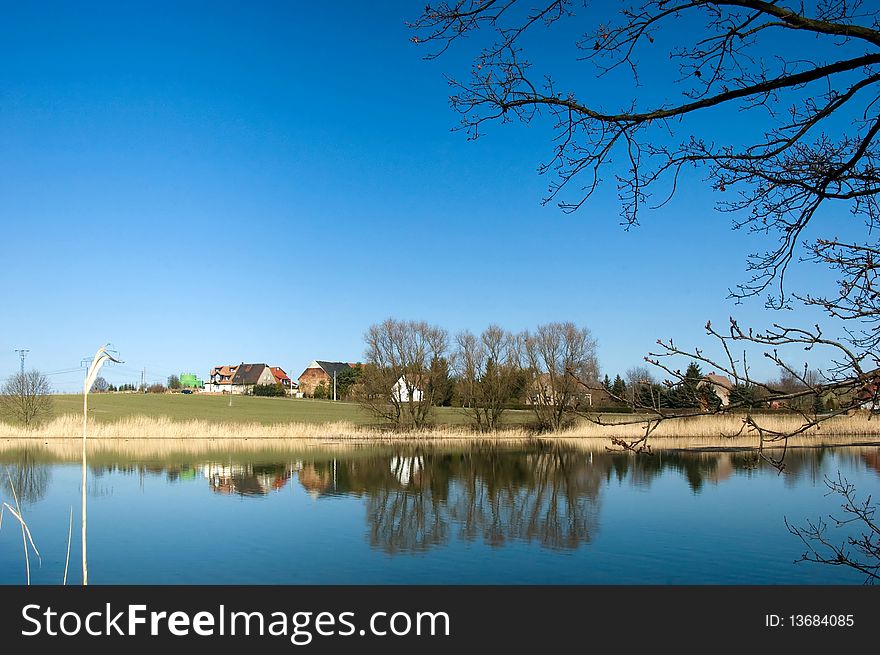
(141, 368), (146, 393)
(14, 349), (29, 375)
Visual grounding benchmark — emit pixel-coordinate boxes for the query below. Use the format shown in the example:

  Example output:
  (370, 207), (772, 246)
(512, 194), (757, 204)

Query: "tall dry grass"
(0, 412), (878, 457)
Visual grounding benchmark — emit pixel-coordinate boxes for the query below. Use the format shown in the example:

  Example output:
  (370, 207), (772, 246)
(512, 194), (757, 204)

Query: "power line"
(44, 367), (87, 376)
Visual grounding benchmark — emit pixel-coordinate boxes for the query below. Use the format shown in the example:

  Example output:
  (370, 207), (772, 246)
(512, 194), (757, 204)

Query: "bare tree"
(786, 473), (880, 584)
(92, 376), (109, 393)
(411, 2), (880, 303)
(455, 325), (522, 431)
(523, 322), (598, 430)
(0, 370), (52, 429)
(360, 318), (449, 429)
(411, 1), (880, 460)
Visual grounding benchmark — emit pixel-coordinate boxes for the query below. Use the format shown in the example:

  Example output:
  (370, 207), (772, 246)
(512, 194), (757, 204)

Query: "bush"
(147, 384), (166, 394)
(253, 383), (286, 397)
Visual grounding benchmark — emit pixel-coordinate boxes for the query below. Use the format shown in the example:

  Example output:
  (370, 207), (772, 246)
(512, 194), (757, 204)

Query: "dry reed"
(3, 411), (880, 439)
(0, 412), (877, 459)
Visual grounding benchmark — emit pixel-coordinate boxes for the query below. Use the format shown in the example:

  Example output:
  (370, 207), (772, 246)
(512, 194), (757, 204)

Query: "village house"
(527, 373), (601, 407)
(699, 373), (734, 407)
(206, 363), (288, 394)
(392, 374), (425, 403)
(205, 364), (239, 393)
(230, 363), (277, 394)
(297, 361), (357, 398)
(855, 369), (880, 411)
(270, 366), (295, 395)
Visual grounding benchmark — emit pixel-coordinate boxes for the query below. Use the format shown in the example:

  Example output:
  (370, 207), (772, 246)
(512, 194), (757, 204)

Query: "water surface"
(1, 443), (877, 584)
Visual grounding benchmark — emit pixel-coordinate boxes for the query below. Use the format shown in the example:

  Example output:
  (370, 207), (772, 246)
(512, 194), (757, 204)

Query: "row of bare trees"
(358, 318), (598, 431)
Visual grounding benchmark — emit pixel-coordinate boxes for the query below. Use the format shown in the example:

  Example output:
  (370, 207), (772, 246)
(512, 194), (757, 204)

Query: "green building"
(179, 373), (204, 389)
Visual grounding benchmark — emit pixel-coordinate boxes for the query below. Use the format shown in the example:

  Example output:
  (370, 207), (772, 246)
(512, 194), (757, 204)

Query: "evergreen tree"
(611, 375), (626, 399)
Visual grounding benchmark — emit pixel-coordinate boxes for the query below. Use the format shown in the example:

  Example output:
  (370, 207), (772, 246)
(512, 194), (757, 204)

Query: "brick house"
(297, 361), (356, 398)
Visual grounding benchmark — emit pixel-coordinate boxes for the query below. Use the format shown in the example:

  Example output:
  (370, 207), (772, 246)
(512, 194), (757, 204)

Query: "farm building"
(297, 361), (356, 398)
(179, 373), (204, 389)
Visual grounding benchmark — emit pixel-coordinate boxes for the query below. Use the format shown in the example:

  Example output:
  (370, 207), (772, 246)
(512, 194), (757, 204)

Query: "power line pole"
(14, 349), (29, 375)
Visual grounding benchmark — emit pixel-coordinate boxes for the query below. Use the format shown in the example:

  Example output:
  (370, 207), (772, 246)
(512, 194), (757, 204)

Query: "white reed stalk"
(3, 469), (40, 585)
(82, 345), (121, 586)
(63, 506), (73, 585)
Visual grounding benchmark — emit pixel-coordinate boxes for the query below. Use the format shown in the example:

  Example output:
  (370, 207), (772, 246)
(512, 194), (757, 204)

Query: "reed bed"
(0, 412), (878, 460)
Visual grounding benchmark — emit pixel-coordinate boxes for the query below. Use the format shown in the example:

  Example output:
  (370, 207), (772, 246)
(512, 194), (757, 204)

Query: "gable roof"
(313, 361), (354, 378)
(270, 367), (291, 384)
(210, 365), (239, 384)
(703, 373), (734, 390)
(231, 363), (269, 385)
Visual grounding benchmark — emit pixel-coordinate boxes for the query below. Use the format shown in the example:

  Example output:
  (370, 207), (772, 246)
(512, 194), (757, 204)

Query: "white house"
(392, 375), (424, 403)
(205, 364), (239, 393)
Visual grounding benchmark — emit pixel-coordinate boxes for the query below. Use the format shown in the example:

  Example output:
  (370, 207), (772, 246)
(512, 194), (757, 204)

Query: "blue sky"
(0, 1), (858, 391)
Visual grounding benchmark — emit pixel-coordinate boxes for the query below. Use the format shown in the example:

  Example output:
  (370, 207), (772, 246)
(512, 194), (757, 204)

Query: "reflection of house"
(390, 456), (423, 485)
(202, 463), (291, 496)
(205, 365), (239, 393)
(297, 361), (356, 397)
(700, 373), (734, 406)
(298, 463), (335, 498)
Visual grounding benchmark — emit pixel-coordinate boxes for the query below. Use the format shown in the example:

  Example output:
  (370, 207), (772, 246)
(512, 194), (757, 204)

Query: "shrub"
(253, 383), (286, 397)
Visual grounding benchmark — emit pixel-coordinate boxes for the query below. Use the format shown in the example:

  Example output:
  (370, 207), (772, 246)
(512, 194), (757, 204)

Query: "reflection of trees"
(297, 446), (880, 553)
(1, 451), (50, 505)
(351, 447), (603, 553)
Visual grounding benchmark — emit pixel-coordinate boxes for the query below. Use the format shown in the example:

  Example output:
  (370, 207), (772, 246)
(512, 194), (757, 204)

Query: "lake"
(1, 442), (878, 584)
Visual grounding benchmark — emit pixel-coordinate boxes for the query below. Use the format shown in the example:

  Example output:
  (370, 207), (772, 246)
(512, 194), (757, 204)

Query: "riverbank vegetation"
(2, 412), (879, 448)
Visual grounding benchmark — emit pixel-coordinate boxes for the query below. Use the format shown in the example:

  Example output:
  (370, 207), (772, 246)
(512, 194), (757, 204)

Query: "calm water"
(1, 443), (878, 584)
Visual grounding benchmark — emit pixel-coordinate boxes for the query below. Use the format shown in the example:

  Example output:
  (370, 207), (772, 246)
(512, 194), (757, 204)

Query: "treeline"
(347, 319), (833, 432)
(349, 318), (600, 431)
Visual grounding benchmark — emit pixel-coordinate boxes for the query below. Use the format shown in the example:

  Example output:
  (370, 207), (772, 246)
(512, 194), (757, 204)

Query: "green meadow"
(50, 393), (535, 426)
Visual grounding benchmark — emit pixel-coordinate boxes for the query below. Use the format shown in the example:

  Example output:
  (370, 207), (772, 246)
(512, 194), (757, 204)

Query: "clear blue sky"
(0, 1), (853, 391)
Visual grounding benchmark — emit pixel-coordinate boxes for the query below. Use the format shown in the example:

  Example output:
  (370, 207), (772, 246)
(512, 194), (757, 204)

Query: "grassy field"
(4, 394), (878, 451)
(48, 393), (535, 427)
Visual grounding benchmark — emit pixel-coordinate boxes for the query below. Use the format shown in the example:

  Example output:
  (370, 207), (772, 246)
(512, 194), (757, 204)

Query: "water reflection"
(2, 444), (878, 556)
(1, 451), (50, 505)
